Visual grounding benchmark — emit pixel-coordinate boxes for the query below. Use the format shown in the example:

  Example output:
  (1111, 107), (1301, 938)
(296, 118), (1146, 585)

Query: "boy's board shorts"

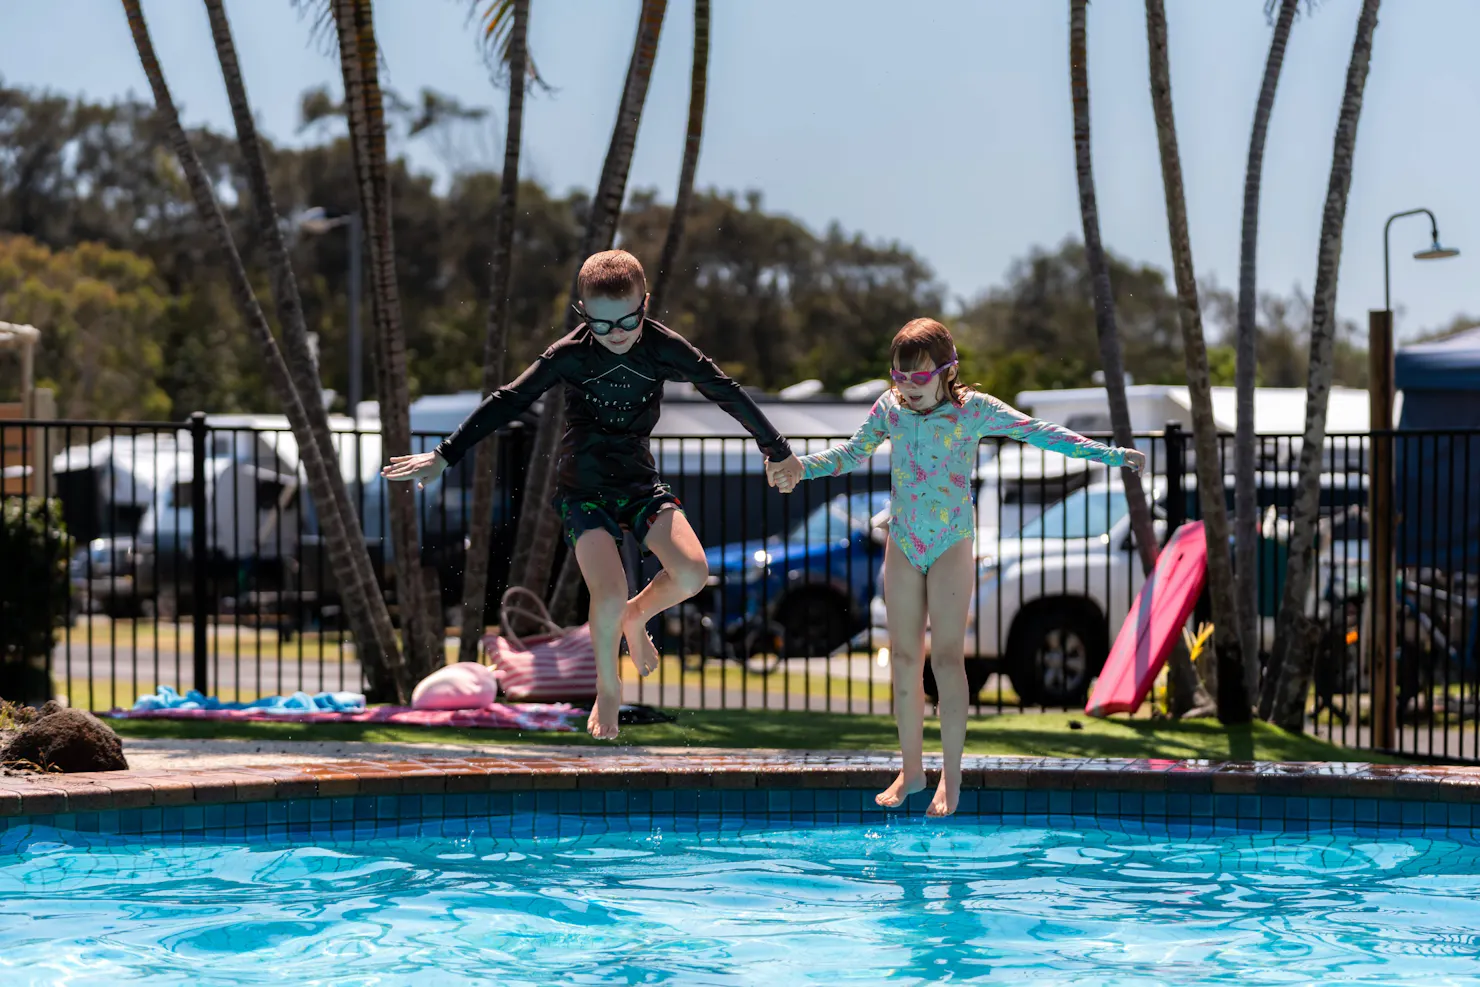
(554, 482), (684, 553)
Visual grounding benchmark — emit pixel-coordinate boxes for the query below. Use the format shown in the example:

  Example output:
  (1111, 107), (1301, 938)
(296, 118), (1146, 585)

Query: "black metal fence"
(2, 414), (1479, 763)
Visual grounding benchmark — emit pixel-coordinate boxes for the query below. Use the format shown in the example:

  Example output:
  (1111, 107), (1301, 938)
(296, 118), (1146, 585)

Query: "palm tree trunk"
(458, 0), (529, 664)
(202, 0), (405, 694)
(1236, 0), (1299, 702)
(333, 0), (444, 683)
(123, 0), (411, 701)
(1264, 0), (1381, 729)
(649, 0), (709, 318)
(511, 0), (669, 617)
(1145, 0), (1249, 724)
(1070, 0), (1210, 716)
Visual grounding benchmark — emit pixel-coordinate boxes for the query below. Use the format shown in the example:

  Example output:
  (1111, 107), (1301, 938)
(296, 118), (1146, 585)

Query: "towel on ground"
(130, 685), (366, 714)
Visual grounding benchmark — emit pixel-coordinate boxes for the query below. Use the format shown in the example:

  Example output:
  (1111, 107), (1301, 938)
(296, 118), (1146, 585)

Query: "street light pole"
(290, 206), (366, 517)
(347, 211), (363, 418)
(292, 207), (363, 417)
(1371, 208), (1460, 750)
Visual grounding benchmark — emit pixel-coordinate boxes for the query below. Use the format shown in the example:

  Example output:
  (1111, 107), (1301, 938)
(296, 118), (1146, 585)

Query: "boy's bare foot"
(621, 606), (662, 676)
(925, 775), (959, 818)
(875, 770), (927, 808)
(587, 692), (621, 740)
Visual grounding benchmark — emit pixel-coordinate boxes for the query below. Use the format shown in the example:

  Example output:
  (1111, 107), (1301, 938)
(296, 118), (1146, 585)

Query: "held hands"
(1120, 448), (1147, 474)
(766, 454), (803, 494)
(381, 451), (448, 489)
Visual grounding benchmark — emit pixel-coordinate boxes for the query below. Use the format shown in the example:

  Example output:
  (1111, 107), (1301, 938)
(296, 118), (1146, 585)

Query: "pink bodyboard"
(1085, 520), (1208, 717)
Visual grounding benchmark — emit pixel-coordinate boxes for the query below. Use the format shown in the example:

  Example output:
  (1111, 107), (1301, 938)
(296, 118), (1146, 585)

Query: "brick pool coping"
(4, 752), (1480, 817)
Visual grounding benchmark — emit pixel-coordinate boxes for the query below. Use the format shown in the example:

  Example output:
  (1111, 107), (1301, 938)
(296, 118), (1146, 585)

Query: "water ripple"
(0, 820), (1478, 985)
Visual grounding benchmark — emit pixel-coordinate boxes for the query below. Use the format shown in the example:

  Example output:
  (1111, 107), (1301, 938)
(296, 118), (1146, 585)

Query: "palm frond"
(1264, 0), (1320, 25)
(297, 84), (344, 132)
(289, 0), (340, 57)
(469, 0), (550, 91)
(406, 87), (490, 137)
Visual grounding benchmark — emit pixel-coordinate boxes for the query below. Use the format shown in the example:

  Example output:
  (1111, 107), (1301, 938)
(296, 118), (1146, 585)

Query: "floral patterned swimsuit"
(799, 391), (1131, 573)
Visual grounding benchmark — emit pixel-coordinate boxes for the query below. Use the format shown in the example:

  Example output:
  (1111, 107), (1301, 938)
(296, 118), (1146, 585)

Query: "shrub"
(0, 497), (70, 704)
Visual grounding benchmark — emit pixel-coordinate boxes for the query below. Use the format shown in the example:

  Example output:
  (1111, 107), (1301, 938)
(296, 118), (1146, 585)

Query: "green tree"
(953, 241), (1185, 393)
(0, 235), (170, 420)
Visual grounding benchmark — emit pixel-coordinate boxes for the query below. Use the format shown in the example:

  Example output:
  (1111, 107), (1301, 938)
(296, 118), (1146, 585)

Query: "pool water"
(3, 817), (1480, 985)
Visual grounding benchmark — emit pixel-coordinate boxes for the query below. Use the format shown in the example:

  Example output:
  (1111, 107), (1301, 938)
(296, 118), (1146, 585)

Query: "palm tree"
(122, 0), (412, 700)
(1235, 0), (1300, 701)
(458, 0), (530, 664)
(1144, 0), (1249, 724)
(1264, 0), (1381, 730)
(1069, 0), (1157, 576)
(332, 0), (444, 682)
(649, 0), (710, 318)
(1070, 0), (1210, 715)
(509, 0), (670, 614)
(202, 0), (406, 692)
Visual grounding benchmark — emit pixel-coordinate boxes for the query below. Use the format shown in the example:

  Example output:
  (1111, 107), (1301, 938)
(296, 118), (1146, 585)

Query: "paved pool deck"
(4, 745), (1480, 818)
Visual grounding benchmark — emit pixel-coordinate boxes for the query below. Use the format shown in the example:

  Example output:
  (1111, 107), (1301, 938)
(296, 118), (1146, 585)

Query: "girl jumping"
(768, 319), (1144, 817)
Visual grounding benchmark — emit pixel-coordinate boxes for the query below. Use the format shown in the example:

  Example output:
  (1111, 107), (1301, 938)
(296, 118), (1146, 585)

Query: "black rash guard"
(434, 320), (793, 495)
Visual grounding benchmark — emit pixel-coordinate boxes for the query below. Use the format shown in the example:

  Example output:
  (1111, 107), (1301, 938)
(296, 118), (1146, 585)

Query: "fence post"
(190, 412), (209, 696)
(1164, 421), (1186, 541)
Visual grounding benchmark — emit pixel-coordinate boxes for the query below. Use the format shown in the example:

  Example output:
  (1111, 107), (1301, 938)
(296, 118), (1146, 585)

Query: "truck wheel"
(1007, 604), (1105, 708)
(778, 590), (851, 659)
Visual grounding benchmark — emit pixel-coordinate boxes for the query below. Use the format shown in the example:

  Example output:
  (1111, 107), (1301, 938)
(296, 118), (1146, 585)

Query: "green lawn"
(107, 708), (1401, 763)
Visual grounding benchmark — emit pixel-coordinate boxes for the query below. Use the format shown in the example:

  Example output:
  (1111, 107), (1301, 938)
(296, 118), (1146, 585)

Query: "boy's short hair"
(578, 250), (647, 300)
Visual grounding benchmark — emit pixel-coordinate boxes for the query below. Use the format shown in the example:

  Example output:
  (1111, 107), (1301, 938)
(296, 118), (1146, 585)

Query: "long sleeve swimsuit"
(799, 391), (1129, 573)
(436, 320), (792, 507)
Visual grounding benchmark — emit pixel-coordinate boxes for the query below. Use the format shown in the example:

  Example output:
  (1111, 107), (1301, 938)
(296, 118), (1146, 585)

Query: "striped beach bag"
(482, 587), (598, 702)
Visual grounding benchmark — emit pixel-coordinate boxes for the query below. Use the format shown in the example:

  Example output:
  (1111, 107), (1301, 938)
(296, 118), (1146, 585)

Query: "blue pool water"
(2, 815), (1480, 985)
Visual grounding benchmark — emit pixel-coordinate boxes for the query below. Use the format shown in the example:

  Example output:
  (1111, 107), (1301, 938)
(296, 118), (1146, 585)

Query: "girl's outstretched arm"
(798, 396), (893, 481)
(971, 393), (1131, 467)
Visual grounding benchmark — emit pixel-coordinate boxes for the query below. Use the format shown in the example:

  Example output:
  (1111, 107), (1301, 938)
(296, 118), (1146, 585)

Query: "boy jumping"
(382, 250), (800, 738)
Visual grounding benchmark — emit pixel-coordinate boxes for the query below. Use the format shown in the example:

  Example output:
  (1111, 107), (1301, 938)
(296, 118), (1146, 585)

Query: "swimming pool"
(2, 808), (1478, 984)
(2, 755), (1479, 984)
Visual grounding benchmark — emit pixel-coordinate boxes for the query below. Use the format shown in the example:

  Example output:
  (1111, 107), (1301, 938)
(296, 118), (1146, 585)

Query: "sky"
(2, 0), (1477, 344)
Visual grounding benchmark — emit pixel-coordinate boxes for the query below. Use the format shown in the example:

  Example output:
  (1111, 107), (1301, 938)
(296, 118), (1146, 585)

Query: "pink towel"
(106, 702), (578, 732)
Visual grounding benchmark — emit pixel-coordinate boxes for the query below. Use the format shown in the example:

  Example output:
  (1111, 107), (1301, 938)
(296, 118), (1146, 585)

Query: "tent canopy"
(1396, 325), (1480, 392)
(1394, 327), (1480, 572)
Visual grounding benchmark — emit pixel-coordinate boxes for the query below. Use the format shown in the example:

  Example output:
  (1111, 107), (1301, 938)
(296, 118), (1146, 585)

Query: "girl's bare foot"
(586, 692), (621, 740)
(925, 775), (959, 818)
(875, 770), (927, 808)
(621, 606), (662, 676)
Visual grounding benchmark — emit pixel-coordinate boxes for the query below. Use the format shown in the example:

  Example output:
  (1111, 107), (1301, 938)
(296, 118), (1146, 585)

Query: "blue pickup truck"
(674, 490), (890, 668)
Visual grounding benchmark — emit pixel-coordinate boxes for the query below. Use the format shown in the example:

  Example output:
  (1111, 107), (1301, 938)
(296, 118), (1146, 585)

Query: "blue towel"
(131, 685), (366, 714)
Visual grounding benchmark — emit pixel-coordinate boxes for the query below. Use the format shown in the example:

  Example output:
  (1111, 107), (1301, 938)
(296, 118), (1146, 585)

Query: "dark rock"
(1, 708), (128, 773)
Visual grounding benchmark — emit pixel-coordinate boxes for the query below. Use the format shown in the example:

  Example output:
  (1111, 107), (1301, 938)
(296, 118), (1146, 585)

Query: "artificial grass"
(106, 707), (1401, 763)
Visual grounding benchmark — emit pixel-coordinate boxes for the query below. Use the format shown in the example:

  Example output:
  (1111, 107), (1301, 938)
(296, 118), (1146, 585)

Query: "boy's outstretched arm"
(657, 331), (795, 466)
(436, 350), (566, 467)
(382, 349), (564, 484)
